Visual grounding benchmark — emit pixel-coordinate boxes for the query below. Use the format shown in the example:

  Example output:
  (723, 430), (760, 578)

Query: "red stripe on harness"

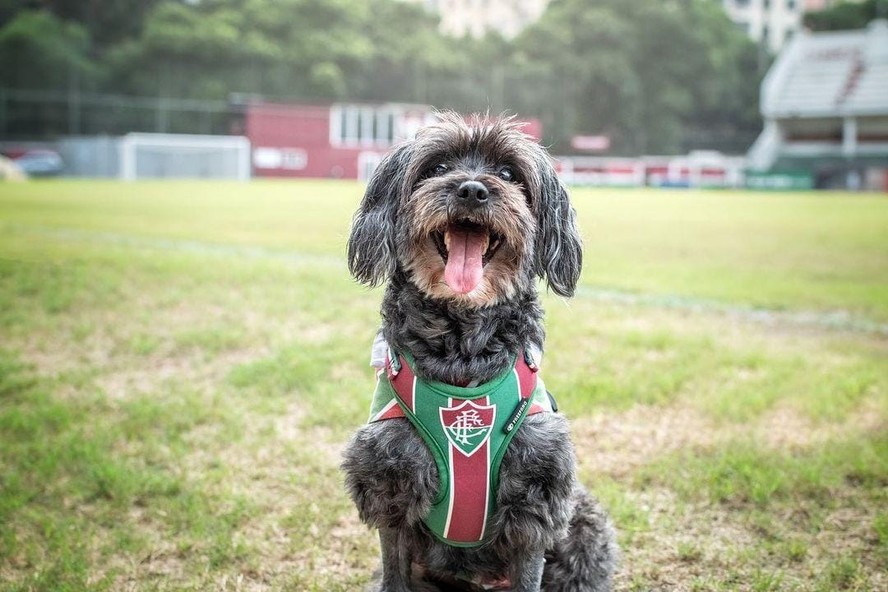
(387, 355), (415, 412)
(515, 352), (538, 398)
(445, 395), (491, 543)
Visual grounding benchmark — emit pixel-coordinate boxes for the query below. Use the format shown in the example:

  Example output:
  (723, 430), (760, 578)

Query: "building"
(721, 0), (865, 53)
(553, 152), (747, 189)
(747, 19), (888, 189)
(244, 102), (542, 180)
(722, 0), (806, 53)
(406, 0), (551, 38)
(245, 102), (437, 180)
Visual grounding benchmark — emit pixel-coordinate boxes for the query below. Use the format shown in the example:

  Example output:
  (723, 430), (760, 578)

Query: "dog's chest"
(367, 348), (553, 548)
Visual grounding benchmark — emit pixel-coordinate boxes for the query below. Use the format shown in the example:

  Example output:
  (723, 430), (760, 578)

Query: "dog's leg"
(344, 422), (442, 591)
(509, 552), (546, 591)
(376, 526), (452, 592)
(540, 488), (618, 592)
(487, 415), (576, 592)
(374, 526), (412, 592)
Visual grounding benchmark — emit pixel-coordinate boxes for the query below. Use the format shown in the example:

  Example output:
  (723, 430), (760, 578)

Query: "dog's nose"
(456, 180), (489, 205)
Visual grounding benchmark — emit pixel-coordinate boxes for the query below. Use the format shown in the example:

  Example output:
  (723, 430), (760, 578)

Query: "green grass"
(575, 190), (888, 320)
(0, 179), (886, 591)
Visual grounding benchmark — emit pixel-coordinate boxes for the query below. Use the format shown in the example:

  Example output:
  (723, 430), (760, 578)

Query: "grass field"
(0, 180), (886, 591)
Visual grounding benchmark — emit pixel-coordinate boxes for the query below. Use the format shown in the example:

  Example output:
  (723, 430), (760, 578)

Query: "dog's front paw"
(369, 585), (440, 592)
(364, 574), (444, 592)
(342, 421), (438, 528)
(492, 414), (576, 552)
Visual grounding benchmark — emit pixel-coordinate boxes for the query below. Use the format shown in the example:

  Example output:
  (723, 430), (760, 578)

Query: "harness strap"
(381, 351), (547, 421)
(368, 350), (551, 546)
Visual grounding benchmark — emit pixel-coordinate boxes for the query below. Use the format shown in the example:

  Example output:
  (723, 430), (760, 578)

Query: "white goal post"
(119, 133), (251, 181)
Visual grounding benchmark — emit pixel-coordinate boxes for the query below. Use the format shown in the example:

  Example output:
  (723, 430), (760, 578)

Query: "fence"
(0, 88), (241, 140)
(0, 86), (759, 155)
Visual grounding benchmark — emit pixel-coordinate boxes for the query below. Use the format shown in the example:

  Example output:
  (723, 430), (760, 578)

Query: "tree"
(804, 0), (888, 31)
(0, 10), (99, 136)
(0, 10), (95, 90)
(349, 0), (449, 104)
(0, 0), (764, 152)
(106, 0), (380, 100)
(34, 0), (162, 49)
(507, 0), (761, 154)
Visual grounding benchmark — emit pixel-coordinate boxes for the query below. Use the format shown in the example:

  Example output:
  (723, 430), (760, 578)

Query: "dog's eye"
(431, 163), (450, 177)
(497, 166), (516, 182)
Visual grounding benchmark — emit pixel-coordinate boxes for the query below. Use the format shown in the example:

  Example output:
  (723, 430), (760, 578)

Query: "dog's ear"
(347, 142), (413, 286)
(533, 152), (583, 297)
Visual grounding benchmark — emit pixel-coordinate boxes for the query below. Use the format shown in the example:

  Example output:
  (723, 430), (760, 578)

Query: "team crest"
(440, 400), (496, 457)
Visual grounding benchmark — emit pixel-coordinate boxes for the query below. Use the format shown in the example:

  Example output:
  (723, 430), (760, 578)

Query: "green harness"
(368, 350), (553, 547)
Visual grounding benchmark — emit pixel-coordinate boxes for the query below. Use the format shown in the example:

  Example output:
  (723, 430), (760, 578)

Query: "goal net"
(119, 133), (251, 181)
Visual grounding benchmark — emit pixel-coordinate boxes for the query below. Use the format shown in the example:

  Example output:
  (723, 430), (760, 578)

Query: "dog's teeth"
(443, 230), (451, 252)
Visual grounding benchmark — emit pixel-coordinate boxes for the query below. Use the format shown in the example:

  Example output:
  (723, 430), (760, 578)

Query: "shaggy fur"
(342, 113), (617, 591)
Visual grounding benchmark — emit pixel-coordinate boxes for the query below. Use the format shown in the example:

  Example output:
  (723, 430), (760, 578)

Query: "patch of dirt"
(95, 348), (266, 400)
(758, 401), (887, 451)
(572, 405), (716, 479)
(572, 402), (887, 480)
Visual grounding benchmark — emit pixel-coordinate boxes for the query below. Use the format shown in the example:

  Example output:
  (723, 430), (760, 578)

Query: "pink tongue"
(444, 227), (486, 294)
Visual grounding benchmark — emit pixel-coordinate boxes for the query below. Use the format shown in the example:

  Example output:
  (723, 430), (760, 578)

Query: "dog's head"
(348, 112), (582, 307)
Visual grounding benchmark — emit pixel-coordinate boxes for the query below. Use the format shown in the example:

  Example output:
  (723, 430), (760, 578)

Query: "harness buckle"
(387, 348), (401, 377)
(523, 349), (539, 372)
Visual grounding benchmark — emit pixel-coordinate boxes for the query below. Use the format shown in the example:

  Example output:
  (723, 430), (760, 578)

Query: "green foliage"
(0, 0), (761, 152)
(37, 0), (162, 49)
(805, 0), (888, 32)
(508, 0), (762, 153)
(0, 11), (96, 91)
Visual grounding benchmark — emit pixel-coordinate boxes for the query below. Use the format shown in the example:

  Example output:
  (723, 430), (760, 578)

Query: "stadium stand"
(748, 19), (888, 189)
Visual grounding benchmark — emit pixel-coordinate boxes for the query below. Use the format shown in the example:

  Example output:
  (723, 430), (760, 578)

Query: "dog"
(342, 112), (617, 592)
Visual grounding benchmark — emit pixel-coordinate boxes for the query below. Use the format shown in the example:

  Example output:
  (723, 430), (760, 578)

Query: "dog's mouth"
(431, 220), (504, 294)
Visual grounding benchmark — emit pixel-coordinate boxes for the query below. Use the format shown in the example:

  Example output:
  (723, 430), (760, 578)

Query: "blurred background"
(0, 0), (887, 189)
(1, 2), (887, 592)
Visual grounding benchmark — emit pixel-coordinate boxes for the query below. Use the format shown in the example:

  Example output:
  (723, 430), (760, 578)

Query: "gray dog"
(342, 113), (617, 591)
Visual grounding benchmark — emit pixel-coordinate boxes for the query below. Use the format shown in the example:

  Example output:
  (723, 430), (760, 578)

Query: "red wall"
(246, 103), (544, 180)
(246, 103), (376, 179)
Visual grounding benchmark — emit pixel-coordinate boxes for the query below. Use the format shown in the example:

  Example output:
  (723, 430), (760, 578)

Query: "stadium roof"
(762, 19), (888, 119)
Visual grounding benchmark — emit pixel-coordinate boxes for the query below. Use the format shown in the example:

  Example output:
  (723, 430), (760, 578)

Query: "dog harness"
(368, 349), (554, 548)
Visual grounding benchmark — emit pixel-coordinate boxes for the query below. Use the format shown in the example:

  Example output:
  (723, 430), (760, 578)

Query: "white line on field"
(6, 224), (344, 267)
(6, 224), (888, 337)
(572, 286), (888, 337)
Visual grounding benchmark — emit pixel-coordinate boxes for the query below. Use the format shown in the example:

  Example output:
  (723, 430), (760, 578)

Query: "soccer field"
(1, 180), (886, 591)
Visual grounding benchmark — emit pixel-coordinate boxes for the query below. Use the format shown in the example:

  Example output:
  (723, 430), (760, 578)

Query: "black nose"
(456, 180), (489, 204)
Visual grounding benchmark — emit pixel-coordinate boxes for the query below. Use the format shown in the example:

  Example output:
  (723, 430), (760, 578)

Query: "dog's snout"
(456, 181), (489, 205)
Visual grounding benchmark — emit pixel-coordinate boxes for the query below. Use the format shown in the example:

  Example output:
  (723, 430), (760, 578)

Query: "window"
(330, 105), (397, 147)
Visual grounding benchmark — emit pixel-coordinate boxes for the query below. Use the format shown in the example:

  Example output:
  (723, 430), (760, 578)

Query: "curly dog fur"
(342, 113), (617, 591)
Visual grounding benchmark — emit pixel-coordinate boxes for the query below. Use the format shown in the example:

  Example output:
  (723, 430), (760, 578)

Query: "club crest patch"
(440, 400), (496, 457)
